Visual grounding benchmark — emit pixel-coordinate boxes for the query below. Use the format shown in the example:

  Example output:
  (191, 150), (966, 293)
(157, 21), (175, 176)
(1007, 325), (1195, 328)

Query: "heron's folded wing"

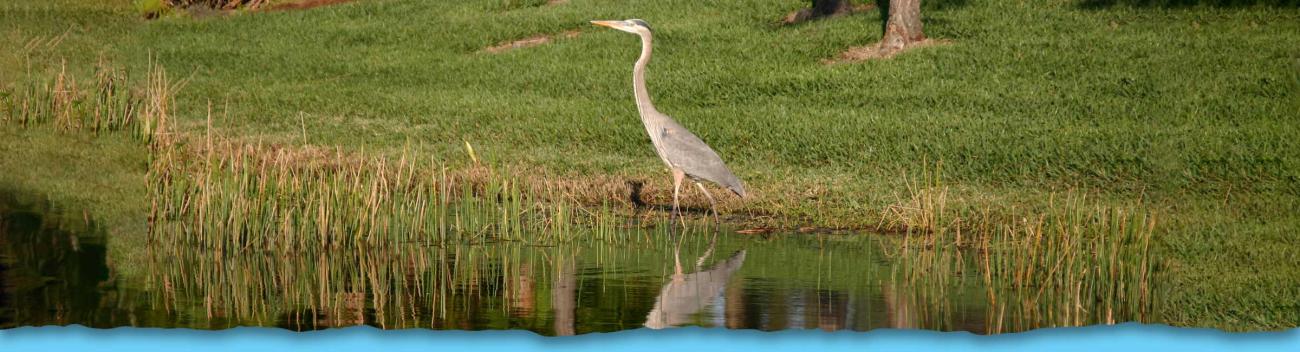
(658, 124), (744, 193)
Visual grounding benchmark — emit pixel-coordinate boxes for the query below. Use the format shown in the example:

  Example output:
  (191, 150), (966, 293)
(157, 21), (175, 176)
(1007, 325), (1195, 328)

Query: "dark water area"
(0, 190), (156, 328)
(1, 189), (1001, 335)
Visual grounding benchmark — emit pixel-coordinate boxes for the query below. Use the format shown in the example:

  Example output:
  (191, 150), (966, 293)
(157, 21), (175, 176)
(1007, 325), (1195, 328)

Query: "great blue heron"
(590, 19), (746, 226)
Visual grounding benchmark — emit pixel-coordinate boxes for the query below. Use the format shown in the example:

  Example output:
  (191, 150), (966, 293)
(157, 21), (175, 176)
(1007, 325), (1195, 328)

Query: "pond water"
(1, 190), (1054, 335)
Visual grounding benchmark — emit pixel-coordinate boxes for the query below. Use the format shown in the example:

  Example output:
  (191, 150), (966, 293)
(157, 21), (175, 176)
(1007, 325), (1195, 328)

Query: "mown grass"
(1, 0), (1297, 330)
(124, 0), (1299, 195)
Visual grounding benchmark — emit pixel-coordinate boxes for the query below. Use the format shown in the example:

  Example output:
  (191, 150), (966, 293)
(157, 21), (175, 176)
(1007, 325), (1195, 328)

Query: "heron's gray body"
(626, 21), (746, 198)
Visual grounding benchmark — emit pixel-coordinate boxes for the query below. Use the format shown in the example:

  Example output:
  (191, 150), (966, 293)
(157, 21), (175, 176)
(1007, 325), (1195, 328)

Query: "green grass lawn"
(2, 0), (1298, 330)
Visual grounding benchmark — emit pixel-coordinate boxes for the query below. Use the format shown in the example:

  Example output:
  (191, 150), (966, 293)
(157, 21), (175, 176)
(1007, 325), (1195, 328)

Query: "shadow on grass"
(1077, 0), (1300, 9)
(777, 0), (968, 30)
(923, 0), (972, 11)
(625, 180), (720, 217)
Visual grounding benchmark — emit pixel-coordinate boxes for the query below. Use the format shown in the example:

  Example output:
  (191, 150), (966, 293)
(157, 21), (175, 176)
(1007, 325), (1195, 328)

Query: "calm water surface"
(1, 190), (994, 335)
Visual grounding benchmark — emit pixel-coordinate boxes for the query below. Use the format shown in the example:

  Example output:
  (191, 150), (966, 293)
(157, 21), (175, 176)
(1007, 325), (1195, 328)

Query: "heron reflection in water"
(644, 236), (747, 329)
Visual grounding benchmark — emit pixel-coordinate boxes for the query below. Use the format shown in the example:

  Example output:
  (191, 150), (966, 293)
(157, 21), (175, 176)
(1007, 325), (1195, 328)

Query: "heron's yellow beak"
(590, 20), (621, 29)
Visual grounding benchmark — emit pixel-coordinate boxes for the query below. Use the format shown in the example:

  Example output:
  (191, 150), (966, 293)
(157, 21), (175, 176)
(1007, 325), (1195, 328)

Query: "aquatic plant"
(0, 61), (172, 143)
(147, 132), (657, 252)
(884, 168), (1160, 333)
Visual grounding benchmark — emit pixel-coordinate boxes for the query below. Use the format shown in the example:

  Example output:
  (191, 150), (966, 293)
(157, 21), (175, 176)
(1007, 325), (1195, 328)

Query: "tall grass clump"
(978, 197), (1157, 333)
(0, 61), (171, 143)
(147, 133), (647, 252)
(883, 166), (1160, 333)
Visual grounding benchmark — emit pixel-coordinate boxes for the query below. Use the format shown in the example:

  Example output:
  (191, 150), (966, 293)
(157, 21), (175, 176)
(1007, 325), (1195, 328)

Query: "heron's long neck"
(633, 32), (656, 115)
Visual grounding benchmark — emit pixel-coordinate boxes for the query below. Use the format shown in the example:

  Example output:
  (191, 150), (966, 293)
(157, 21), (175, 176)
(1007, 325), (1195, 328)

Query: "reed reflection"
(0, 189), (1159, 335)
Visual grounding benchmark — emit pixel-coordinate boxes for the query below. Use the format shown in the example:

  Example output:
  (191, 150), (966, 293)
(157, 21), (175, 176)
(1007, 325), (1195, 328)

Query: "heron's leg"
(694, 182), (721, 227)
(673, 243), (684, 277)
(670, 168), (686, 232)
(695, 232), (717, 269)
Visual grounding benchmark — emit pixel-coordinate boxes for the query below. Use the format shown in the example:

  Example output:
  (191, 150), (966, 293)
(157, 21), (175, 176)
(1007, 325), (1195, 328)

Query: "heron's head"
(590, 19), (652, 35)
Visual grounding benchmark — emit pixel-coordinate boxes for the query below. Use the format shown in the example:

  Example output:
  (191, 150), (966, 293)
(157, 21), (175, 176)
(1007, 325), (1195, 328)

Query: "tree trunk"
(879, 0), (924, 54)
(551, 254), (577, 336)
(724, 278), (747, 328)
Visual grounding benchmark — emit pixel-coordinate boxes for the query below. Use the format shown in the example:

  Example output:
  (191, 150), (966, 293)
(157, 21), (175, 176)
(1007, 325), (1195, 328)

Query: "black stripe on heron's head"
(628, 19), (651, 32)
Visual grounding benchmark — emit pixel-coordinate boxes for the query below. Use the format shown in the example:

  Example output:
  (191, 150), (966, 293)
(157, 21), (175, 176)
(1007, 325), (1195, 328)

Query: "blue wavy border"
(2, 324), (1298, 352)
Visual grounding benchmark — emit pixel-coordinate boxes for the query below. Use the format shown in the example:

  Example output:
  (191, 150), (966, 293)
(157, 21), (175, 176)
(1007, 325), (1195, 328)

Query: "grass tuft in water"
(885, 166), (1160, 333)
